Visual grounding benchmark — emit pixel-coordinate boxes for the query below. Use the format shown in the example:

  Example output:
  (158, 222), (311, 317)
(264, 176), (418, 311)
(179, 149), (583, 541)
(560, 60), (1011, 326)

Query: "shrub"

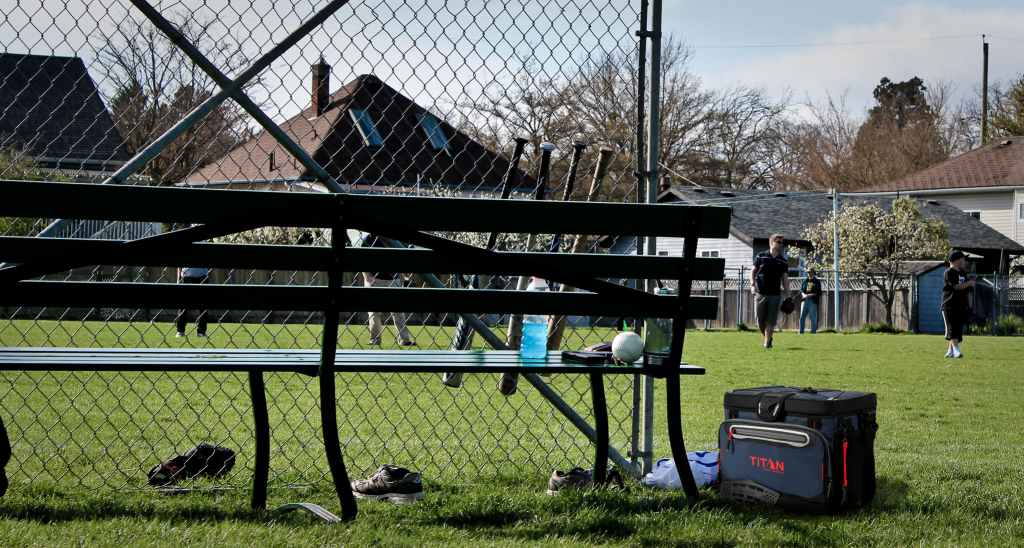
(735, 321), (754, 332)
(860, 322), (905, 334)
(818, 327), (839, 334)
(996, 314), (1024, 335)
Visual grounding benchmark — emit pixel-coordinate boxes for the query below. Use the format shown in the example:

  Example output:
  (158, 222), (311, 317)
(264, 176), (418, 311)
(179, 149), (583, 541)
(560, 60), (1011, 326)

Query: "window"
(1019, 202), (1024, 220)
(700, 250), (719, 258)
(416, 112), (450, 151)
(965, 211), (981, 221)
(350, 109), (383, 147)
(658, 251), (668, 256)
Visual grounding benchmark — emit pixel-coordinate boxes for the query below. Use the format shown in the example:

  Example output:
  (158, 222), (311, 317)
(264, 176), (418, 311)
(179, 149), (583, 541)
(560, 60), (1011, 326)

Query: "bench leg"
(0, 414), (10, 497)
(665, 372), (699, 498)
(320, 374), (358, 520)
(589, 373), (608, 485)
(248, 371), (270, 510)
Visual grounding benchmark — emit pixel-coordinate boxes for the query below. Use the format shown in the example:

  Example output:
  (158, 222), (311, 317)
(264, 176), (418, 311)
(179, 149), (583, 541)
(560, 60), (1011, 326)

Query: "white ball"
(611, 331), (644, 364)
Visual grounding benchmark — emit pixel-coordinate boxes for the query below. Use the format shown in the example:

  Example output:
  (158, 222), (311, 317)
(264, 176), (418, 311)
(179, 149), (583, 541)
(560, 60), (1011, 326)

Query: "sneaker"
(441, 372), (463, 388)
(945, 349), (954, 358)
(350, 464), (423, 503)
(367, 339), (381, 347)
(953, 350), (963, 358)
(196, 333), (207, 339)
(546, 467), (592, 495)
(175, 332), (185, 339)
(400, 340), (417, 347)
(497, 373), (519, 396)
(764, 336), (773, 349)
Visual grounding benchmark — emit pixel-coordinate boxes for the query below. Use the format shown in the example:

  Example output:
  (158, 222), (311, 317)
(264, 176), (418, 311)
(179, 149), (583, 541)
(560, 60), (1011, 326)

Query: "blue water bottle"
(521, 277), (549, 359)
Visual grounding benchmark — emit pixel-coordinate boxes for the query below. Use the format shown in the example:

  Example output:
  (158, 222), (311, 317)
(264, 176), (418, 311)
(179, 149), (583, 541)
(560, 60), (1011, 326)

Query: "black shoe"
(350, 464), (424, 503)
(546, 467), (592, 495)
(764, 337), (773, 349)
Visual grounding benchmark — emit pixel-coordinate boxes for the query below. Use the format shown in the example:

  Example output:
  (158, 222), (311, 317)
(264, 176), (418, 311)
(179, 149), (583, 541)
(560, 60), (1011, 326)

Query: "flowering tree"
(794, 198), (950, 325)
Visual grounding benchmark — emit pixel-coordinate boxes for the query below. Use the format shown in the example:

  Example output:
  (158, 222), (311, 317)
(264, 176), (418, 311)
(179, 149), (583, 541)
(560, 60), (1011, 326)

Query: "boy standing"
(941, 250), (975, 358)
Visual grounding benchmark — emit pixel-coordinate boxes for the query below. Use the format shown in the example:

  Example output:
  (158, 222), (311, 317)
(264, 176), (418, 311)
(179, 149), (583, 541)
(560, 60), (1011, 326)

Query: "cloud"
(706, 2), (1024, 110)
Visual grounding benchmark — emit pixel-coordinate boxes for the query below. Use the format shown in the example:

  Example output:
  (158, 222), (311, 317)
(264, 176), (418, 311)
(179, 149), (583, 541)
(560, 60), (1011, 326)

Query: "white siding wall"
(654, 234), (754, 270)
(1016, 189), (1023, 244)
(910, 191), (1016, 241)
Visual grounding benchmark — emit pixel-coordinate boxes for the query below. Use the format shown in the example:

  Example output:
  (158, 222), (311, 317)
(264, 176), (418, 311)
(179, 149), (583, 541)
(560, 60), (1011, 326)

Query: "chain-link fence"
(0, 0), (664, 493)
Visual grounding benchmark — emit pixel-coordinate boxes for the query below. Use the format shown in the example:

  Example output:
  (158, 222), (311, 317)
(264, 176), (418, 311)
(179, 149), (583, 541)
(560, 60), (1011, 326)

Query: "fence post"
(993, 272), (999, 336)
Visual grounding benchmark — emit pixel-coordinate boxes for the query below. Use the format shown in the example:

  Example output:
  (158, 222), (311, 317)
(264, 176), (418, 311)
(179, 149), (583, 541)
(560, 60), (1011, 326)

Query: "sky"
(3, 0), (1023, 124)
(662, 0), (1024, 113)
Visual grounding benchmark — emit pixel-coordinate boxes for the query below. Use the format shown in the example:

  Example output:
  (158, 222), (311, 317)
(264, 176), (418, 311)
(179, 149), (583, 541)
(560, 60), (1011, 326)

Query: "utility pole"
(833, 189), (840, 331)
(981, 35), (989, 145)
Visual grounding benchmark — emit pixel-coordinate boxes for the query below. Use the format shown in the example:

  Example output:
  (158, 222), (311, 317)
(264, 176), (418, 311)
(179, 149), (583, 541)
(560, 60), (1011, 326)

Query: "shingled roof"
(185, 73), (533, 192)
(659, 186), (1024, 256)
(0, 53), (128, 169)
(852, 137), (1024, 193)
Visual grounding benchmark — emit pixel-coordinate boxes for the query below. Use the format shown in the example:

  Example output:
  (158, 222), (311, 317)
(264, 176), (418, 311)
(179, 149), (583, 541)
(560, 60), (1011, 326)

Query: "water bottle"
(521, 277), (549, 359)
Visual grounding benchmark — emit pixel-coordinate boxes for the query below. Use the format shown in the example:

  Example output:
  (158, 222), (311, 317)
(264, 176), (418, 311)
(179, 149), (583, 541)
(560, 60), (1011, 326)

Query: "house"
(184, 57), (534, 194)
(851, 137), (1024, 260)
(641, 186), (1024, 276)
(0, 53), (129, 176)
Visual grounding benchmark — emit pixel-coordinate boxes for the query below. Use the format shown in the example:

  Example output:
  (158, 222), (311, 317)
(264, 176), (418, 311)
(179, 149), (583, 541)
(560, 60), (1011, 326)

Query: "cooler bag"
(718, 385), (879, 514)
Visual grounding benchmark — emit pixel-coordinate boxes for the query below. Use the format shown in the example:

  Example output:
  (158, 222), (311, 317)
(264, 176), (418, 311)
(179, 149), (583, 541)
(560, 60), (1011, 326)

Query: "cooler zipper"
(725, 419), (834, 499)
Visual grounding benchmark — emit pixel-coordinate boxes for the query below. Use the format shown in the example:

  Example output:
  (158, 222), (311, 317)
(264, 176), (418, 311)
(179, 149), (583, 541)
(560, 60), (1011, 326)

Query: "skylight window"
(350, 109), (383, 147)
(417, 112), (450, 151)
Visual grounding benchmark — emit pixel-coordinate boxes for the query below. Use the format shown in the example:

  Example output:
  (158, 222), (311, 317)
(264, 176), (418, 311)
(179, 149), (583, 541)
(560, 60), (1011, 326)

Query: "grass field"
(0, 326), (1022, 547)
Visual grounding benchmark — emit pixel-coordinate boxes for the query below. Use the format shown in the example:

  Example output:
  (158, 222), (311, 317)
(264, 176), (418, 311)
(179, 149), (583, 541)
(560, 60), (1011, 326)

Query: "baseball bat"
(501, 140), (556, 395)
(547, 140), (587, 253)
(546, 146), (615, 350)
(442, 136), (530, 388)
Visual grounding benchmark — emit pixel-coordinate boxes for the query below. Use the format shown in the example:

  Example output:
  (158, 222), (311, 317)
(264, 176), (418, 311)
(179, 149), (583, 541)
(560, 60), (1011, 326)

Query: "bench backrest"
(0, 180), (731, 363)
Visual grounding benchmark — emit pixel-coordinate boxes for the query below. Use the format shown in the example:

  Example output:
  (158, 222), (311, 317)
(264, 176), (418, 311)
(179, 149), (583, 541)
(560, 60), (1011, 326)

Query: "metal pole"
(33, 0), (354, 240)
(129, 0), (345, 193)
(981, 36), (990, 145)
(833, 189), (840, 331)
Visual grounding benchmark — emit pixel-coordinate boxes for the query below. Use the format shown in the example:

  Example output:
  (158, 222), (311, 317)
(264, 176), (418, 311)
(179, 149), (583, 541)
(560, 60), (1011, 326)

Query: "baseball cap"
(948, 250), (965, 263)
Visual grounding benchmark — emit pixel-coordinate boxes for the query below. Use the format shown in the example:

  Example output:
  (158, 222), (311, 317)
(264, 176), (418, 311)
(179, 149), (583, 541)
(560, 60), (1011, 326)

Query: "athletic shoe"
(953, 350), (963, 358)
(441, 372), (462, 388)
(196, 333), (207, 339)
(367, 339), (381, 346)
(400, 340), (417, 346)
(546, 467), (592, 495)
(764, 337), (773, 349)
(497, 373), (519, 396)
(175, 332), (185, 338)
(350, 464), (423, 503)
(945, 349), (954, 358)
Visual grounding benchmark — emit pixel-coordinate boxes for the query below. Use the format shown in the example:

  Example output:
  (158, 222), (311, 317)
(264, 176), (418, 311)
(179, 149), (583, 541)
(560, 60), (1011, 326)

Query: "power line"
(986, 34), (1024, 45)
(693, 34), (981, 50)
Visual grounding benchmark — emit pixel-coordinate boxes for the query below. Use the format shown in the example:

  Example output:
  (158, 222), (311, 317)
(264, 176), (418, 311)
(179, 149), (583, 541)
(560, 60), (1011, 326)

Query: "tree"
(795, 198), (950, 326)
(93, 13), (256, 185)
(986, 73), (1024, 139)
(777, 78), (976, 192)
(0, 145), (73, 236)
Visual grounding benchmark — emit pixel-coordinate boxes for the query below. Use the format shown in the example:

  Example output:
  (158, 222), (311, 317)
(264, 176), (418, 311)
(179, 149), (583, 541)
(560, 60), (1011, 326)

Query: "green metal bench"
(0, 180), (731, 521)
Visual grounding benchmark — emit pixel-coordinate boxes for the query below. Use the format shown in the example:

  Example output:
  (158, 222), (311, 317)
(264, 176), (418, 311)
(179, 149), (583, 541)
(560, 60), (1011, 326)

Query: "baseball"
(611, 331), (644, 364)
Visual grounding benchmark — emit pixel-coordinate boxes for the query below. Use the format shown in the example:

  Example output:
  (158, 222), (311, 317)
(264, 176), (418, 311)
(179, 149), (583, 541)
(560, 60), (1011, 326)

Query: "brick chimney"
(311, 55), (331, 116)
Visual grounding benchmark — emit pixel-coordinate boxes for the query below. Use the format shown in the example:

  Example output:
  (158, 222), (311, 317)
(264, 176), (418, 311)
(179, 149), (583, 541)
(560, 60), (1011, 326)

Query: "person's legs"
(385, 277), (414, 345)
(755, 295), (767, 337)
(195, 275), (209, 336)
(757, 295), (780, 347)
(175, 309), (188, 335)
(799, 301), (809, 334)
(363, 273), (383, 345)
(808, 301), (818, 334)
(942, 310), (963, 357)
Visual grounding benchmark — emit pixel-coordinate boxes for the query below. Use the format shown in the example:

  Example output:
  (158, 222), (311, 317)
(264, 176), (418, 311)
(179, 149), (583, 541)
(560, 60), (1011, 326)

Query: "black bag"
(147, 444), (236, 486)
(718, 386), (878, 514)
